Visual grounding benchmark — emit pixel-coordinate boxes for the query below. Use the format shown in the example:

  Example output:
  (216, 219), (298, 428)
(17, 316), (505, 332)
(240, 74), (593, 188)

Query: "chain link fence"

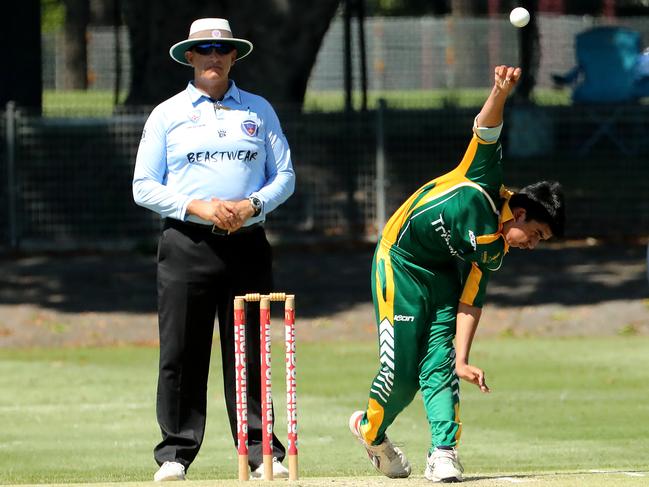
(42, 15), (649, 94)
(2, 16), (648, 250)
(2, 102), (649, 250)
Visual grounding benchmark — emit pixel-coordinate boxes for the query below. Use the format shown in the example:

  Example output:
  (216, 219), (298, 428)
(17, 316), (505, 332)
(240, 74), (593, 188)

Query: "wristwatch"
(248, 196), (262, 217)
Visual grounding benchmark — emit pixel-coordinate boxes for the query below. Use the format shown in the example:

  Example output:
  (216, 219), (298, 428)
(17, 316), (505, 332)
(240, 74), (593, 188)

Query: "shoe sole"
(153, 475), (185, 481)
(425, 469), (462, 483)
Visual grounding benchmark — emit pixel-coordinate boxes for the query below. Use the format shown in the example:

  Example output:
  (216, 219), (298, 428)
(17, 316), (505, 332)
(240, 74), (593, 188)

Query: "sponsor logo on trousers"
(394, 314), (415, 322)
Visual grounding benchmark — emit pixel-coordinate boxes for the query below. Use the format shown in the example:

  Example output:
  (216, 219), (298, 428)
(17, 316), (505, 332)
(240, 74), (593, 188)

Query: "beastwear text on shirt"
(187, 150), (259, 164)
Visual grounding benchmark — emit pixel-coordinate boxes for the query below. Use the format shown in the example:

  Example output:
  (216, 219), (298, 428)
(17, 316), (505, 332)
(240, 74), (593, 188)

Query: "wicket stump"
(234, 293), (298, 481)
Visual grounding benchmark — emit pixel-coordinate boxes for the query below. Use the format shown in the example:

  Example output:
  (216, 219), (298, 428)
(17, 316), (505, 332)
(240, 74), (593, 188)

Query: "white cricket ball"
(509, 7), (530, 28)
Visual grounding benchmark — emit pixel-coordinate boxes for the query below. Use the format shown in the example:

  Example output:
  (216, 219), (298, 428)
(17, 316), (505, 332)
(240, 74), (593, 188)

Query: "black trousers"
(154, 220), (286, 471)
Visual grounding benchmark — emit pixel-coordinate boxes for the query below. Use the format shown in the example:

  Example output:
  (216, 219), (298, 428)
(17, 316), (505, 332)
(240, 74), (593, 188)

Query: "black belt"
(164, 218), (263, 236)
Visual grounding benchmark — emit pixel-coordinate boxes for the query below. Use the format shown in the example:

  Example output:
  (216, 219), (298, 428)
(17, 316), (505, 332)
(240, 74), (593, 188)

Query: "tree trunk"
(90, 0), (116, 25)
(450, 0), (483, 15)
(515, 0), (539, 102)
(122, 0), (341, 109)
(0, 0), (42, 112)
(62, 0), (90, 90)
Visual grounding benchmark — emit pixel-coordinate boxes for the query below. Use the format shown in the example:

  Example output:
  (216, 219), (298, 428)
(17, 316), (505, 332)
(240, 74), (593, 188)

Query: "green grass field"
(41, 89), (573, 117)
(302, 88), (572, 111)
(1, 338), (648, 486)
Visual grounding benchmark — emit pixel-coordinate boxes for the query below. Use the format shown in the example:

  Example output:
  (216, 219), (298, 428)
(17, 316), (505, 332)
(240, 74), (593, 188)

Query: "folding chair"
(552, 26), (643, 155)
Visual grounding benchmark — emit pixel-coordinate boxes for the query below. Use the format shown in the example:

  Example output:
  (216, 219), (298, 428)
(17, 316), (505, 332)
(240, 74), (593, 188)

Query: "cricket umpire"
(132, 18), (295, 481)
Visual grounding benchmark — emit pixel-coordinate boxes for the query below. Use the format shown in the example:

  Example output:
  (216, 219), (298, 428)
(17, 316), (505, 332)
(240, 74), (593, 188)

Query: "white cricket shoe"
(154, 461), (186, 481)
(424, 447), (464, 483)
(250, 457), (289, 480)
(349, 410), (411, 478)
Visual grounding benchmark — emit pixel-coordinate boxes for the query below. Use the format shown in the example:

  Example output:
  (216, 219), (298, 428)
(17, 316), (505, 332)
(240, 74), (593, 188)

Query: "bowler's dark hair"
(509, 181), (565, 238)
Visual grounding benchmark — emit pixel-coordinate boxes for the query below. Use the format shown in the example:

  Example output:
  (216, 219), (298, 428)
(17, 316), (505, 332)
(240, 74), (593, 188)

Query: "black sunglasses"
(192, 42), (236, 56)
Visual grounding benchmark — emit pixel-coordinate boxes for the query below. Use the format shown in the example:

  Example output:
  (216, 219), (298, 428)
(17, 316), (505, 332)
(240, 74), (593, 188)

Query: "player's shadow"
(486, 243), (648, 307)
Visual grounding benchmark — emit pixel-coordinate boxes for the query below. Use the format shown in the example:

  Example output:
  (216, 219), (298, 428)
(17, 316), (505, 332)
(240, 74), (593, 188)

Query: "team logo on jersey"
(218, 129), (227, 138)
(481, 251), (501, 264)
(188, 110), (201, 123)
(489, 252), (501, 263)
(241, 119), (259, 137)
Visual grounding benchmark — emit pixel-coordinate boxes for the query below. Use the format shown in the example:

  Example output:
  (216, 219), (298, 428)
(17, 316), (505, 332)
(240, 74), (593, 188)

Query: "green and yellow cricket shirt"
(378, 125), (514, 309)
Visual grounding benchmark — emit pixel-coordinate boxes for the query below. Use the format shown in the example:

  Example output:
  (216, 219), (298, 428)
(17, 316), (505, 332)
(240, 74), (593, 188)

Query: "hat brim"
(169, 38), (253, 66)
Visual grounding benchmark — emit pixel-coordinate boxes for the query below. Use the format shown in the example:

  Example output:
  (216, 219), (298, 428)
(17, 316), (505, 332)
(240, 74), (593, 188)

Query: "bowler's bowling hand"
(456, 363), (490, 393)
(494, 65), (522, 94)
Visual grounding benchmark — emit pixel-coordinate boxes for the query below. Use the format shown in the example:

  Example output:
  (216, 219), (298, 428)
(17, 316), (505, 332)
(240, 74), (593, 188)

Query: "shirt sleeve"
(473, 115), (503, 143)
(458, 118), (504, 199)
(132, 107), (192, 220)
(248, 103), (296, 217)
(459, 262), (491, 308)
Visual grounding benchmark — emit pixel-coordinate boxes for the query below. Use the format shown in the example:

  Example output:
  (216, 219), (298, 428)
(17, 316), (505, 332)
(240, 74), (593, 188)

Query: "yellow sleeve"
(459, 263), (491, 308)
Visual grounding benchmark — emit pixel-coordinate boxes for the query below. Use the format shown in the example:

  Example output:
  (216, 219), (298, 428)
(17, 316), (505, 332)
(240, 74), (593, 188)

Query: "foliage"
(365, 0), (649, 16)
(41, 0), (65, 33)
(120, 0), (340, 107)
(365, 0), (450, 16)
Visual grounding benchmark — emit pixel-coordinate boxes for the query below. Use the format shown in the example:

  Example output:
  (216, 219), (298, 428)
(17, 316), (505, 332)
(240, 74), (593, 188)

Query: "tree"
(121, 0), (341, 109)
(1, 0), (42, 112)
(89, 0), (116, 24)
(62, 0), (90, 89)
(515, 0), (539, 102)
(450, 0), (484, 15)
(366, 0), (450, 15)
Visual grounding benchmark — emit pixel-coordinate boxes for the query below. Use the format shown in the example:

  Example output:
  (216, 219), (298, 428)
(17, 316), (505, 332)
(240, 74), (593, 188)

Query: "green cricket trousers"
(358, 242), (462, 450)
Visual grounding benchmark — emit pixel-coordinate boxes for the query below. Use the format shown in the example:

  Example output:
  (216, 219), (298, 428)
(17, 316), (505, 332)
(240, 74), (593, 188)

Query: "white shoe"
(424, 448), (464, 483)
(154, 461), (186, 481)
(250, 457), (289, 480)
(349, 410), (411, 478)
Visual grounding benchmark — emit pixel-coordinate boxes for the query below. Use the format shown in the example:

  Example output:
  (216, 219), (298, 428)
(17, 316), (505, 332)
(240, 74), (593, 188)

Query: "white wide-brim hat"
(169, 18), (253, 66)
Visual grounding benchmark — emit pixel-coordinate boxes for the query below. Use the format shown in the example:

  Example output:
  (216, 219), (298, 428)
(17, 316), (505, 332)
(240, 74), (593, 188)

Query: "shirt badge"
(241, 119), (259, 137)
(218, 129), (227, 138)
(189, 110), (201, 123)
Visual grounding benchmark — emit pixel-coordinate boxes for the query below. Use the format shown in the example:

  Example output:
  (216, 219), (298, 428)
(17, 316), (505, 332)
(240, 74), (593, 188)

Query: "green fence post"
(375, 98), (387, 238)
(5, 101), (18, 249)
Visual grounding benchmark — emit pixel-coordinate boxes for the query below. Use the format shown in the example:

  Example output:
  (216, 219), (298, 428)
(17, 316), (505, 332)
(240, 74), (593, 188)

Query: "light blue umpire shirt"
(133, 80), (295, 226)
